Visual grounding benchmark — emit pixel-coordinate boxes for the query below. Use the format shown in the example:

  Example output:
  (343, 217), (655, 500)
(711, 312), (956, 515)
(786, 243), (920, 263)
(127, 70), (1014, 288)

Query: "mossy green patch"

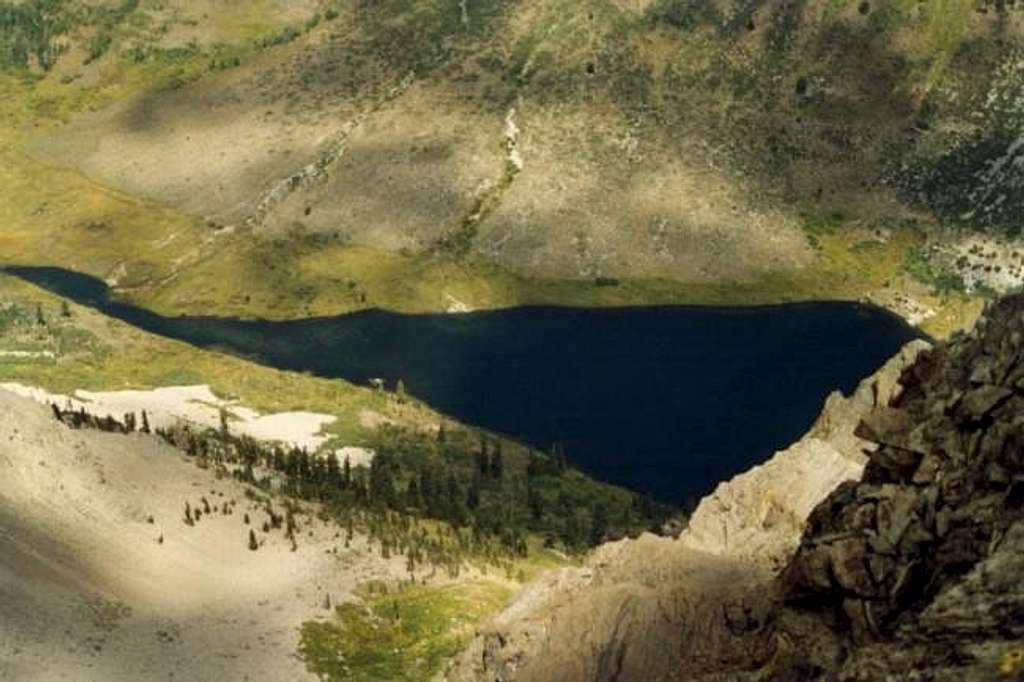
(903, 245), (967, 294)
(299, 581), (513, 682)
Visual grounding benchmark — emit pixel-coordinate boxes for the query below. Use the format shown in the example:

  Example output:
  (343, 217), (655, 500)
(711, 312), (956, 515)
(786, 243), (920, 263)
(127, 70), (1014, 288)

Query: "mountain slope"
(0, 389), (404, 682)
(0, 0), (1018, 331)
(444, 337), (928, 682)
(445, 294), (1024, 682)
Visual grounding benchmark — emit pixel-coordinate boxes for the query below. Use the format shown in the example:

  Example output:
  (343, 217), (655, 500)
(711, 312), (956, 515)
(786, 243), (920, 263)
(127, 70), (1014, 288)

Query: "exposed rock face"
(445, 340), (929, 682)
(450, 295), (1024, 681)
(778, 293), (1024, 680)
(684, 340), (929, 575)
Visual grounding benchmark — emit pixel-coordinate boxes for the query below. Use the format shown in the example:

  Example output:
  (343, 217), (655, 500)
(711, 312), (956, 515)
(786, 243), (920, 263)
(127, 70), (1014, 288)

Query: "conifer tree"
(219, 408), (230, 438)
(528, 486), (544, 523)
(478, 437), (489, 476)
(286, 506), (298, 536)
(490, 443), (504, 480)
(326, 451), (341, 488)
(248, 529), (258, 551)
(405, 478), (421, 510)
(590, 503), (609, 546)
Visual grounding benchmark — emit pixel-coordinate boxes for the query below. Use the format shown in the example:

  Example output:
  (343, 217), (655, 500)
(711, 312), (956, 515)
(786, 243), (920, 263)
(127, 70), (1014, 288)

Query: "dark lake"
(5, 266), (924, 504)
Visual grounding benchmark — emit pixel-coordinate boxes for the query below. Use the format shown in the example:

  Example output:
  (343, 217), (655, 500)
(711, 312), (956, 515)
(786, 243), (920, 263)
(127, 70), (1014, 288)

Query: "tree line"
(49, 403), (672, 560)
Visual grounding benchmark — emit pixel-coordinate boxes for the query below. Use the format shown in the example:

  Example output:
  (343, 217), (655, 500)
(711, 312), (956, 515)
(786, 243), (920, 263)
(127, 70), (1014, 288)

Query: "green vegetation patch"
(300, 581), (512, 682)
(903, 245), (966, 294)
(800, 208), (846, 249)
(0, 0), (70, 71)
(364, 423), (668, 550)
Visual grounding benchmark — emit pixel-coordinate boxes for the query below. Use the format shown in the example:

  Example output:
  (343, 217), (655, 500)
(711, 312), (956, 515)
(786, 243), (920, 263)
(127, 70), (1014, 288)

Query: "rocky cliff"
(444, 340), (930, 682)
(448, 294), (1024, 682)
(777, 293), (1024, 681)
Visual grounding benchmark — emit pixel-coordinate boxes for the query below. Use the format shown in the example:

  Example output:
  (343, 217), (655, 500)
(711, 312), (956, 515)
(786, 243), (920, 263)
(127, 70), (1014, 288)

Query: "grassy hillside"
(2, 0), (1020, 335)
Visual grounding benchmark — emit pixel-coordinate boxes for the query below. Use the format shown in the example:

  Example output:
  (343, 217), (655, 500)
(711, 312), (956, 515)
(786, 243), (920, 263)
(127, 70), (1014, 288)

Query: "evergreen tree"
(248, 529), (258, 551)
(528, 486), (544, 523)
(140, 410), (150, 434)
(285, 448), (300, 477)
(421, 469), (438, 517)
(326, 451), (341, 488)
(405, 478), (421, 510)
(369, 454), (396, 509)
(564, 510), (583, 548)
(551, 443), (568, 473)
(466, 476), (481, 510)
(490, 443), (504, 480)
(444, 470), (465, 526)
(526, 451), (539, 478)
(286, 506), (298, 536)
(590, 503), (609, 546)
(219, 408), (230, 438)
(478, 436), (489, 476)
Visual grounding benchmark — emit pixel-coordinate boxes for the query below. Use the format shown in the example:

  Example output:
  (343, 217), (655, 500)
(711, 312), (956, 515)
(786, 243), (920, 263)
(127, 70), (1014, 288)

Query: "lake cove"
(6, 266), (924, 503)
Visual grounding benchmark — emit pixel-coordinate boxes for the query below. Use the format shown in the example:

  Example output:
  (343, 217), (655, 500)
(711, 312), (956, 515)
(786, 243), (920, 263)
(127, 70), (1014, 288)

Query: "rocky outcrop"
(682, 340), (929, 574)
(449, 294), (1024, 682)
(444, 340), (930, 682)
(776, 293), (1024, 680)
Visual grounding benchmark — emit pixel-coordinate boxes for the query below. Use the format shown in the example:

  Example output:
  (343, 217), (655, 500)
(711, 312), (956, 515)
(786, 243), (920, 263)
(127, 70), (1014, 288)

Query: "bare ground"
(0, 388), (404, 682)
